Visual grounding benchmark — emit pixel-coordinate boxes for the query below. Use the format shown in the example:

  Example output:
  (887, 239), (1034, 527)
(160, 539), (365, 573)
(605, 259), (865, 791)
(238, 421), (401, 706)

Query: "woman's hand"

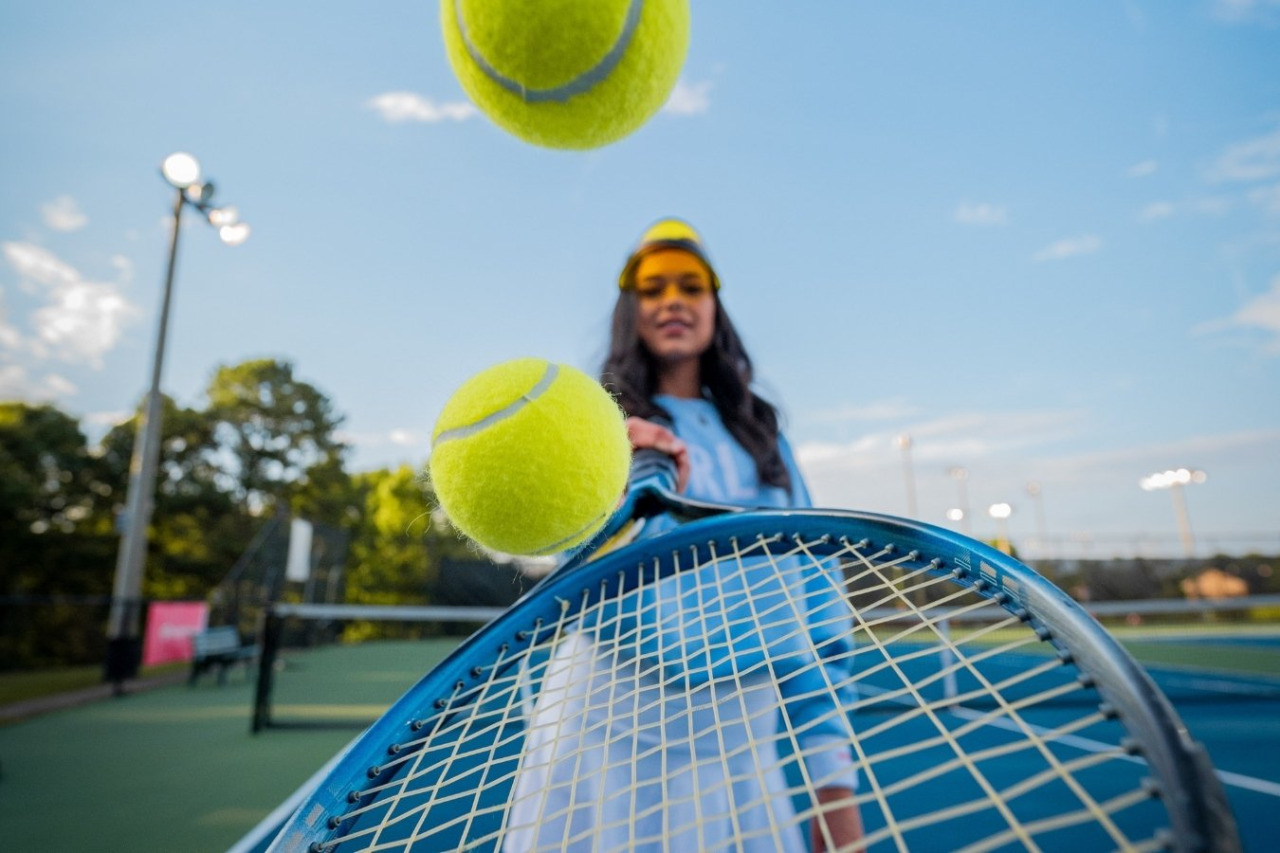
(811, 786), (862, 852)
(625, 416), (690, 493)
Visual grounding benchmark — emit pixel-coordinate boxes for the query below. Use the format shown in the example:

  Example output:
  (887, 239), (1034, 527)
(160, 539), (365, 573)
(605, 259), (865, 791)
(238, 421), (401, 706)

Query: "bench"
(189, 625), (256, 686)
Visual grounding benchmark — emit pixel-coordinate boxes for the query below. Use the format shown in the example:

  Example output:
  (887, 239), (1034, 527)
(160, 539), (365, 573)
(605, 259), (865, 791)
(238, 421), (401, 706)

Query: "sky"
(2, 1), (1279, 560)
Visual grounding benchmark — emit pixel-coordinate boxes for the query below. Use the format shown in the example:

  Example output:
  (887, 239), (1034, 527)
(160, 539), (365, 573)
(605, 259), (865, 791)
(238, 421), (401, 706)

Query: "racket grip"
(629, 447), (678, 492)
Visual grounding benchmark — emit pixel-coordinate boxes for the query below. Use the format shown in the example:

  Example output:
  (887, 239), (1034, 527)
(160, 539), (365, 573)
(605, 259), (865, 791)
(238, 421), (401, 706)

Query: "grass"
(0, 662), (187, 708)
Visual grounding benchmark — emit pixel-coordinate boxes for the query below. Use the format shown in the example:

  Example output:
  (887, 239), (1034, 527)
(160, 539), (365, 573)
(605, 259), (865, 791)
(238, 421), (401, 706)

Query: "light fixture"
(160, 152), (201, 188)
(219, 222), (251, 246)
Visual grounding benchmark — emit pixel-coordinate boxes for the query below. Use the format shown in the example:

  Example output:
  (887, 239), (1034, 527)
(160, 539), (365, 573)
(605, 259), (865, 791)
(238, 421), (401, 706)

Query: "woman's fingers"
(625, 417), (691, 493)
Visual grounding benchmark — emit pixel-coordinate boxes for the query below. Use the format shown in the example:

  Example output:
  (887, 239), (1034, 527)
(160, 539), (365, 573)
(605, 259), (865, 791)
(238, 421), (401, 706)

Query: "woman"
(505, 220), (862, 852)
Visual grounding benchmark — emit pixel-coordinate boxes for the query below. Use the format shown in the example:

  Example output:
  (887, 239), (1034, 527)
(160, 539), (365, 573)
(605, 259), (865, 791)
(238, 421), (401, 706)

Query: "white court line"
(945, 705), (1280, 798)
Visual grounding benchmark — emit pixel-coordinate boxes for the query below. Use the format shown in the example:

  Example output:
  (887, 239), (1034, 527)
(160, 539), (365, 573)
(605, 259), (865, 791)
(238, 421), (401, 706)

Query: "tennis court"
(1, 617), (1278, 852)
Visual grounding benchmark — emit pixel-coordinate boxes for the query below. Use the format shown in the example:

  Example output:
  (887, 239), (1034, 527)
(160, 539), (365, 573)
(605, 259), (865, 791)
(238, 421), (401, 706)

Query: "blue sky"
(2, 1), (1278, 559)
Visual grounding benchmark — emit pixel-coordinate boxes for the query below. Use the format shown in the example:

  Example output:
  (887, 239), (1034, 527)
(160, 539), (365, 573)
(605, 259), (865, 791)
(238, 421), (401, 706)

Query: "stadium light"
(894, 433), (918, 519)
(988, 502), (1013, 554)
(1140, 468), (1206, 558)
(947, 466), (971, 534)
(105, 153), (249, 692)
(1026, 480), (1049, 557)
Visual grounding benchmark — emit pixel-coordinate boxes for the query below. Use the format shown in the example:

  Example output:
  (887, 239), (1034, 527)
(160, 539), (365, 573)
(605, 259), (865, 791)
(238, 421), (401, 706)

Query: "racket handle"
(629, 447), (678, 493)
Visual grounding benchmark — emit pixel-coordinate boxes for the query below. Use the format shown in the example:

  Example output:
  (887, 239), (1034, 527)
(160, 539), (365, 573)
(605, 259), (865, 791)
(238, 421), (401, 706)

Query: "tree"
(205, 359), (349, 516)
(98, 395), (243, 600)
(0, 402), (110, 541)
(0, 403), (119, 667)
(342, 465), (478, 640)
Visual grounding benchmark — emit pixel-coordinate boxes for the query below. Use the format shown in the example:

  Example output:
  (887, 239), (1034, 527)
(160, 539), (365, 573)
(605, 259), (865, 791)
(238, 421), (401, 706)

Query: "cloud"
(1211, 0), (1280, 22)
(806, 399), (920, 425)
(1208, 128), (1280, 182)
(1033, 234), (1102, 262)
(110, 255), (135, 283)
(954, 203), (1008, 226)
(662, 79), (712, 116)
(1232, 276), (1280, 349)
(83, 409), (130, 427)
(1248, 182), (1280, 215)
(367, 92), (478, 124)
(1126, 160), (1158, 178)
(389, 428), (422, 446)
(0, 363), (78, 400)
(41, 196), (88, 232)
(796, 408), (1088, 470)
(3, 241), (80, 287)
(335, 427), (428, 451)
(1195, 275), (1280, 353)
(1, 241), (136, 370)
(1138, 202), (1176, 222)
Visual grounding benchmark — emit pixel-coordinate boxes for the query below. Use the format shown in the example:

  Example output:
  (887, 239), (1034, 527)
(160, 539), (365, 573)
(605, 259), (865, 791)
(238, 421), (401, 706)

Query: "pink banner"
(142, 601), (209, 667)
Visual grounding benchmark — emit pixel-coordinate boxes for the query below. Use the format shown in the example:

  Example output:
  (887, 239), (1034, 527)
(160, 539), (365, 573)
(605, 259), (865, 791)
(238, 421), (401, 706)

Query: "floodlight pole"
(1169, 482), (1195, 558)
(1140, 468), (1205, 559)
(105, 154), (248, 693)
(895, 434), (918, 519)
(104, 188), (184, 692)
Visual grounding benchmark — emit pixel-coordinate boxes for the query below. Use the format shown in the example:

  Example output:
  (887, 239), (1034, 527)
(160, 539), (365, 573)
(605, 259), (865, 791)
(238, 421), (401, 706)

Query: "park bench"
(189, 625), (256, 686)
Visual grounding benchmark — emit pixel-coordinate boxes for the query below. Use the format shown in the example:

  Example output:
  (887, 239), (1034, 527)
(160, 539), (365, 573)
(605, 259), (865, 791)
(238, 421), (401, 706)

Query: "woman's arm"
(812, 786), (863, 851)
(625, 416), (691, 493)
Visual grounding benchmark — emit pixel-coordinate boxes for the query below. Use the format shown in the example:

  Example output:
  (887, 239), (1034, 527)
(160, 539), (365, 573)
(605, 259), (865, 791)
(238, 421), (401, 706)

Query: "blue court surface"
(0, 634), (1277, 852)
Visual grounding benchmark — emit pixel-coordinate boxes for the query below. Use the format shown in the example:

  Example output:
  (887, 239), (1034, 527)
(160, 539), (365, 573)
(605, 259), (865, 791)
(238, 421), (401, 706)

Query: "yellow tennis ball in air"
(429, 358), (631, 556)
(440, 0), (691, 150)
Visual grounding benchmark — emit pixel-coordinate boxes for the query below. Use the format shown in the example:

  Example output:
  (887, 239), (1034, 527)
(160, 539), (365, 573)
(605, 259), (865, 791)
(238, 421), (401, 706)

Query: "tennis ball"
(440, 0), (691, 150)
(429, 358), (631, 556)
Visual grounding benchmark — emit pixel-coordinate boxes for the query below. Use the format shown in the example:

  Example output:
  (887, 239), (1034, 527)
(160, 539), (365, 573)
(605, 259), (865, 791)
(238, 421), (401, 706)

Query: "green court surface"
(0, 640), (459, 853)
(2, 633), (1278, 852)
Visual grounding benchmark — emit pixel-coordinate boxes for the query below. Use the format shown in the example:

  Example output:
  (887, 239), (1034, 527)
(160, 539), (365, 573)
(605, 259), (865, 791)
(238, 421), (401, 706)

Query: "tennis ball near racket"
(429, 358), (631, 556)
(440, 0), (691, 150)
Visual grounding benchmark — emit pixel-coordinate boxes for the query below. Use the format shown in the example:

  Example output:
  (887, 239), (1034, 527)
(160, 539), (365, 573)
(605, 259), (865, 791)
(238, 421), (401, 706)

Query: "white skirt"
(503, 632), (806, 853)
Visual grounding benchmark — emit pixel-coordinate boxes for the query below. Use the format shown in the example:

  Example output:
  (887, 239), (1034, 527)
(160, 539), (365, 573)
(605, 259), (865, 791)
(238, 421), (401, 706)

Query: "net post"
(252, 605), (284, 733)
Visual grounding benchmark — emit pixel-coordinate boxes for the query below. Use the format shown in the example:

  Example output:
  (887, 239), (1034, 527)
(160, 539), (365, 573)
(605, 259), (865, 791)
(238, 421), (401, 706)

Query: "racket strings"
(822, 538), (1137, 850)
(317, 531), (1176, 852)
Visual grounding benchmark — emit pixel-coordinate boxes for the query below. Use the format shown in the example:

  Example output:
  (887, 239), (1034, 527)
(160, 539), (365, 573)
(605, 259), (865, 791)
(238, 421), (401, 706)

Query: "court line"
(946, 705), (1280, 798)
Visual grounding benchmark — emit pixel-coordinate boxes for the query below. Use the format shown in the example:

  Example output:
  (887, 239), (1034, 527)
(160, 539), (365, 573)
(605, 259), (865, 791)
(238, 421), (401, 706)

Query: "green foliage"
(341, 465), (476, 642)
(205, 358), (349, 515)
(2, 358), (362, 669)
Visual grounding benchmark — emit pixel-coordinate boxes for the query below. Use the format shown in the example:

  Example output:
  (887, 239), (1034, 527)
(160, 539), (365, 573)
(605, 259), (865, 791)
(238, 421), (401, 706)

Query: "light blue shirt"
(603, 395), (859, 790)
(653, 393), (811, 510)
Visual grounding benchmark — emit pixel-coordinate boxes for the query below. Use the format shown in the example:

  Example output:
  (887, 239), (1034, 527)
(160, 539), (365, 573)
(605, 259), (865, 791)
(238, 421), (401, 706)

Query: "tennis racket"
(266, 451), (1239, 852)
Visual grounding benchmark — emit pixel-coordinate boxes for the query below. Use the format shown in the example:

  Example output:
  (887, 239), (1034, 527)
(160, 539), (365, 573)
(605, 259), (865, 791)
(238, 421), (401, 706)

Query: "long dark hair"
(600, 292), (792, 491)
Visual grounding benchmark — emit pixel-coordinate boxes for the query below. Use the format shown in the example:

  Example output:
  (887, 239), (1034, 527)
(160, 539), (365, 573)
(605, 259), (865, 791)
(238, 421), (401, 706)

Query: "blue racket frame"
(267, 458), (1238, 853)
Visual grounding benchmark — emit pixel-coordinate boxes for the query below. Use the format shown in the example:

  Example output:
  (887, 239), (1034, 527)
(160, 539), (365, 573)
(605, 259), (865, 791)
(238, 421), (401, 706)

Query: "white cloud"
(110, 255), (135, 283)
(1033, 234), (1102, 262)
(367, 92), (478, 124)
(806, 399), (919, 425)
(1195, 276), (1280, 354)
(662, 79), (712, 117)
(1248, 182), (1280, 215)
(3, 242), (80, 287)
(41, 196), (88, 232)
(1212, 0), (1280, 22)
(84, 409), (130, 427)
(389, 428), (422, 446)
(1127, 160), (1158, 178)
(797, 409), (1087, 470)
(954, 203), (1008, 226)
(0, 364), (78, 401)
(1, 241), (137, 370)
(32, 282), (133, 369)
(1138, 202), (1176, 222)
(1208, 128), (1280, 182)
